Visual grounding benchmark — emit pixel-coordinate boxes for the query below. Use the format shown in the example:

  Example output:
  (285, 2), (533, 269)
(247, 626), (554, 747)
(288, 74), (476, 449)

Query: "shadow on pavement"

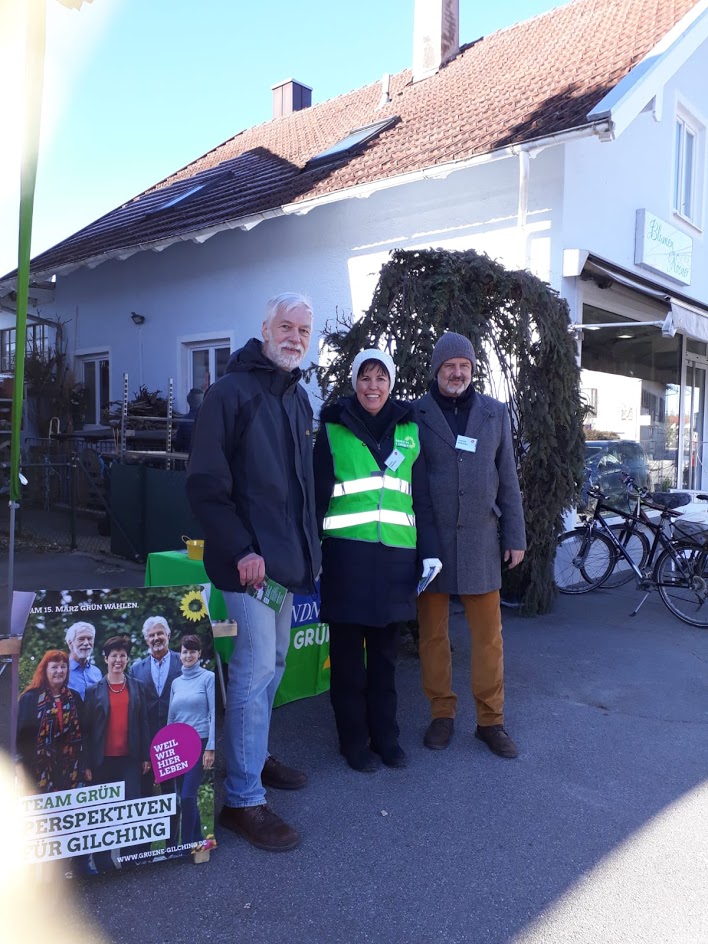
(2, 550), (707, 943)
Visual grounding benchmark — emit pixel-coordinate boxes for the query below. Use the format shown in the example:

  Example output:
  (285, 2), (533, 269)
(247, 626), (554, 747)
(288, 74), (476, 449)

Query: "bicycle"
(555, 477), (708, 627)
(555, 477), (658, 593)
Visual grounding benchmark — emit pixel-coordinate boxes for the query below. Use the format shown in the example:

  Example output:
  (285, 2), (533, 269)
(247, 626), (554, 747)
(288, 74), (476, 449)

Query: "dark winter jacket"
(415, 389), (526, 595)
(15, 686), (86, 780)
(129, 650), (183, 737)
(83, 676), (151, 769)
(314, 396), (439, 627)
(186, 339), (321, 594)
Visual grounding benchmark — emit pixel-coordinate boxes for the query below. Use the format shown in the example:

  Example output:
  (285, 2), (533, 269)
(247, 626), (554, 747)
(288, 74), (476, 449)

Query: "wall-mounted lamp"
(130, 312), (146, 325)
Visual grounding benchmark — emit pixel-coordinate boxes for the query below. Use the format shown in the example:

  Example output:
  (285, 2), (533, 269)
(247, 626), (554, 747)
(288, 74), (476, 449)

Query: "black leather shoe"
(373, 744), (408, 768)
(423, 717), (454, 750)
(475, 724), (518, 758)
(340, 747), (382, 772)
(261, 755), (308, 790)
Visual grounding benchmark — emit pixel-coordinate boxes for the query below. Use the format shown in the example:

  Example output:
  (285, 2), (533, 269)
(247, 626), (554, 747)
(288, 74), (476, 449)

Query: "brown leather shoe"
(475, 724), (518, 758)
(261, 755), (308, 790)
(218, 803), (301, 851)
(423, 717), (454, 750)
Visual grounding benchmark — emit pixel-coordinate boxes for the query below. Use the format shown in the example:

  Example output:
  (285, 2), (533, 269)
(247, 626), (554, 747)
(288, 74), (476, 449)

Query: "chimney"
(272, 79), (312, 119)
(412, 0), (460, 82)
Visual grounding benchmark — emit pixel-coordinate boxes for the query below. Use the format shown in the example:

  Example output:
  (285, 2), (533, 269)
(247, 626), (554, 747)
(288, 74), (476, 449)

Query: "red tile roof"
(12, 0), (702, 281)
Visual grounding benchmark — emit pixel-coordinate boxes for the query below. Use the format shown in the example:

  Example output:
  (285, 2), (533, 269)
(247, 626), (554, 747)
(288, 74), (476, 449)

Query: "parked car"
(584, 439), (652, 505)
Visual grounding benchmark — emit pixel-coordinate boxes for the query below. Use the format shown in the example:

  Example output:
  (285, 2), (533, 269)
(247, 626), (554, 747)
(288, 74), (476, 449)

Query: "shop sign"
(635, 209), (692, 285)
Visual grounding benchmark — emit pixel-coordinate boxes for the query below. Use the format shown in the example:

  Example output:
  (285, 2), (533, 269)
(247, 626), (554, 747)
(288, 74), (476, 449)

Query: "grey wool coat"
(415, 391), (527, 595)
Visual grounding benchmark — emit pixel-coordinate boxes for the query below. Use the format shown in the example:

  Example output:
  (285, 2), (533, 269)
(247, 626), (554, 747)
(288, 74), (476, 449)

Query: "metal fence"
(1, 439), (131, 557)
(1, 438), (193, 560)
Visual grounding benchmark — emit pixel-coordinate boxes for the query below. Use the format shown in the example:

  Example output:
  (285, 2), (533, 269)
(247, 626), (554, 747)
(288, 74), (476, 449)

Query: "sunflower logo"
(180, 590), (208, 622)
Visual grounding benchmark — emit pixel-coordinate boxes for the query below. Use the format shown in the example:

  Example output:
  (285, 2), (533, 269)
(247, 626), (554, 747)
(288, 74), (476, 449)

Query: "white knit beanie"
(351, 349), (396, 392)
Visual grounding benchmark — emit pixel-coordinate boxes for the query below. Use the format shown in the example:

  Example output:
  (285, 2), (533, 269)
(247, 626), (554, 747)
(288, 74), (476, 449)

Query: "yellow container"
(181, 535), (204, 561)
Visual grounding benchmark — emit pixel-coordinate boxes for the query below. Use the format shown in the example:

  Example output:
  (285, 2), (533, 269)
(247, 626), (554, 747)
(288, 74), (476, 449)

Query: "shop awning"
(669, 301), (708, 343)
(565, 251), (708, 344)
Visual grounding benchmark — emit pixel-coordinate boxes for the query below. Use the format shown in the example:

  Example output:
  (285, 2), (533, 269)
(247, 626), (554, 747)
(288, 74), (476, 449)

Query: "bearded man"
(186, 293), (321, 852)
(415, 333), (526, 759)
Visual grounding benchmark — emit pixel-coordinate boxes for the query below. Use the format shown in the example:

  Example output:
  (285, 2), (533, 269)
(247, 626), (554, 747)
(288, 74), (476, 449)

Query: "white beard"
(264, 340), (305, 371)
(439, 379), (470, 397)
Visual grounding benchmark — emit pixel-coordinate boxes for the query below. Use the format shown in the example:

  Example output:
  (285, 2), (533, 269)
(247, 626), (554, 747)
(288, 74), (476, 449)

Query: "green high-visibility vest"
(322, 421), (420, 548)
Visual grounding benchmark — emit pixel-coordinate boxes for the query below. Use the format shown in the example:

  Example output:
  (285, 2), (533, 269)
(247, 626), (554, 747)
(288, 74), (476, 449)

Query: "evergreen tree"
(314, 248), (585, 615)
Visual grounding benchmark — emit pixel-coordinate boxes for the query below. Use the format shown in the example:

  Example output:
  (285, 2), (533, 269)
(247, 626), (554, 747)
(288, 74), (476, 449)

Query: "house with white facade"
(2, 0), (707, 494)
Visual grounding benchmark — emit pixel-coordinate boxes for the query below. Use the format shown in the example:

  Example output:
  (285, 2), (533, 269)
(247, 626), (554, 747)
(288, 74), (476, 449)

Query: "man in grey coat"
(415, 333), (526, 758)
(129, 615), (183, 850)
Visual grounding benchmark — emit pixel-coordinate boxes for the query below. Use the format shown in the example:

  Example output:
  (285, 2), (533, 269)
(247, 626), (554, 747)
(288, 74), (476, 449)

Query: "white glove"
(422, 558), (443, 581)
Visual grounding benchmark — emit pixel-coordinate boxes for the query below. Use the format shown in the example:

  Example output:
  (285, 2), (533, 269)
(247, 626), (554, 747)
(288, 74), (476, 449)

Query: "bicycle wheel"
(656, 543), (708, 628)
(599, 522), (650, 588)
(554, 529), (614, 594)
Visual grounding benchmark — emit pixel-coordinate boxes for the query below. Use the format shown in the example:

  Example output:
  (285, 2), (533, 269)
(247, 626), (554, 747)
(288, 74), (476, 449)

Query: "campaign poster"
(274, 585), (330, 708)
(15, 585), (217, 877)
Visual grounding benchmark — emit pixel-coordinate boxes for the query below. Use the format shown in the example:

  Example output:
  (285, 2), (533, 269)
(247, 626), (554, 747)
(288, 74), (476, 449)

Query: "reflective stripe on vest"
(323, 420), (420, 548)
(322, 509), (417, 531)
(330, 476), (412, 498)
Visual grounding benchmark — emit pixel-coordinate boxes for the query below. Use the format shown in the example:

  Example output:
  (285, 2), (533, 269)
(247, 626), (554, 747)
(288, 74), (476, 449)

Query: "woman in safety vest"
(314, 349), (441, 772)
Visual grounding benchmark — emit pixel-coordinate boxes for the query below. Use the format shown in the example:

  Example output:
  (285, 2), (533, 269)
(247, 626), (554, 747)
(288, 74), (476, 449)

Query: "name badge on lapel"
(455, 435), (477, 453)
(385, 449), (405, 471)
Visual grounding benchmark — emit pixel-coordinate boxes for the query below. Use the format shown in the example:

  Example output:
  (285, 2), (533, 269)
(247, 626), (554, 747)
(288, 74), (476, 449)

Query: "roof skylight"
(148, 170), (233, 215)
(307, 117), (398, 168)
(158, 183), (209, 210)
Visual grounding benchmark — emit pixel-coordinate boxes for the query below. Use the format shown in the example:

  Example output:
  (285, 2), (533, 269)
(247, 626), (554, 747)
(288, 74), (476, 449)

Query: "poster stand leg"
(214, 653), (227, 711)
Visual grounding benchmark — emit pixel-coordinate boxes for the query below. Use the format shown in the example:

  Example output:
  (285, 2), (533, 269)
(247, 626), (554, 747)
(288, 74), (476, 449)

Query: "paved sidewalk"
(2, 550), (707, 944)
(1, 547), (145, 597)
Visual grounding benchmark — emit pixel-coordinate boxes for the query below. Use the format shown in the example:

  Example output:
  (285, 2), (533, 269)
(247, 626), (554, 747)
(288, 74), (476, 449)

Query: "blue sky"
(0, 0), (573, 277)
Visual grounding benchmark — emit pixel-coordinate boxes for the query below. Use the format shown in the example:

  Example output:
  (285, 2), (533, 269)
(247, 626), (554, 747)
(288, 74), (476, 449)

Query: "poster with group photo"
(14, 585), (217, 877)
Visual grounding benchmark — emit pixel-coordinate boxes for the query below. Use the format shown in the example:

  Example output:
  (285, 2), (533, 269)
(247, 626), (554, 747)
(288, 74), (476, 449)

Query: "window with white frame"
(0, 323), (50, 372)
(185, 339), (230, 393)
(77, 354), (110, 425)
(673, 110), (703, 226)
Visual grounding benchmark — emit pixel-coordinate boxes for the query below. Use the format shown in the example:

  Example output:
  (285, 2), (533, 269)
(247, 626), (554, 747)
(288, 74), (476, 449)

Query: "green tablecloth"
(145, 551), (329, 707)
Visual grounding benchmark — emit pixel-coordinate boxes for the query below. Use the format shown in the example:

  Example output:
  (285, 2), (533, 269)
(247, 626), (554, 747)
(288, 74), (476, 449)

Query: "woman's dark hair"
(356, 358), (390, 381)
(102, 635), (132, 658)
(181, 634), (202, 653)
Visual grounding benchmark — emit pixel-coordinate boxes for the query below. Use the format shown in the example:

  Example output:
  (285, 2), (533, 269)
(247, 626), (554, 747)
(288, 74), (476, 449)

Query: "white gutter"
(280, 122), (609, 218)
(0, 121), (611, 289)
(588, 0), (708, 140)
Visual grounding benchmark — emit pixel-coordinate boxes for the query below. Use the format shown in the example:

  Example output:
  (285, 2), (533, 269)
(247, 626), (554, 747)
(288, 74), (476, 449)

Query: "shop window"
(581, 387), (598, 417)
(673, 110), (703, 227)
(580, 306), (682, 495)
(686, 338), (707, 357)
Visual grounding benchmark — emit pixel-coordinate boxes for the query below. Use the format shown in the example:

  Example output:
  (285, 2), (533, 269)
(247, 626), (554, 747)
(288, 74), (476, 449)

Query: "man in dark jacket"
(415, 333), (526, 758)
(186, 292), (321, 852)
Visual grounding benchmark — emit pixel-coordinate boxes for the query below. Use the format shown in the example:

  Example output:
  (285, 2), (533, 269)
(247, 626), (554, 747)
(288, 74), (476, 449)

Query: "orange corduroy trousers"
(417, 590), (504, 726)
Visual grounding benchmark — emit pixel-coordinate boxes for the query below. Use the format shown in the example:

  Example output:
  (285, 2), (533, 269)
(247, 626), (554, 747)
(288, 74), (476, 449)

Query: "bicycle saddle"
(646, 491), (691, 510)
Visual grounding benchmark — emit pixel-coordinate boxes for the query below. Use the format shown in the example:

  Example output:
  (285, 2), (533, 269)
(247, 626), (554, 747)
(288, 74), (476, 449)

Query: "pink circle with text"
(150, 723), (202, 783)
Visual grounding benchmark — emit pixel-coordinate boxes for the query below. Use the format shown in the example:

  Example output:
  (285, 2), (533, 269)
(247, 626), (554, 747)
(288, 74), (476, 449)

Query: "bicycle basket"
(673, 518), (708, 547)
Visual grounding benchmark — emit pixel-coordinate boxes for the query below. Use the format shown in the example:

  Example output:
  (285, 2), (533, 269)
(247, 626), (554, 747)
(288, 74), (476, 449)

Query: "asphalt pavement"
(2, 549), (707, 944)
